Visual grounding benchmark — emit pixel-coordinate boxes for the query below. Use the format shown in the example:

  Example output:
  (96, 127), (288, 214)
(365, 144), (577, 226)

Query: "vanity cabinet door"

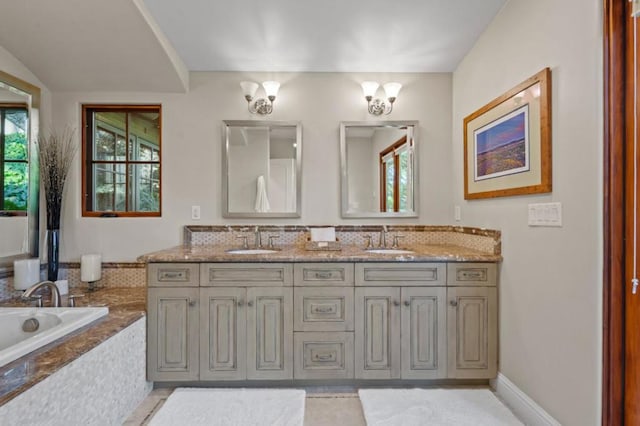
(147, 287), (199, 381)
(447, 286), (497, 379)
(199, 288), (246, 380)
(246, 287), (294, 380)
(400, 287), (447, 379)
(354, 287), (401, 379)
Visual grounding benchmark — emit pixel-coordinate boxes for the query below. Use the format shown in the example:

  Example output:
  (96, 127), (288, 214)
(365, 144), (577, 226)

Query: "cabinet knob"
(237, 300), (244, 307)
(247, 300), (254, 307)
(393, 300), (400, 307)
(403, 300), (410, 307)
(188, 299), (196, 307)
(449, 300), (458, 307)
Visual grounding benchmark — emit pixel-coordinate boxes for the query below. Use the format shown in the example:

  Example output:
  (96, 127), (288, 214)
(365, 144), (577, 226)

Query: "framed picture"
(464, 68), (551, 199)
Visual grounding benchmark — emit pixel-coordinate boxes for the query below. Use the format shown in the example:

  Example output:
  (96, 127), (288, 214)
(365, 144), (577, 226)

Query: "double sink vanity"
(141, 225), (501, 385)
(140, 120), (501, 385)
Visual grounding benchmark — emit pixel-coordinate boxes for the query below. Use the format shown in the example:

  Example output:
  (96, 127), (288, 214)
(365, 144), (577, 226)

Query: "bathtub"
(0, 307), (109, 367)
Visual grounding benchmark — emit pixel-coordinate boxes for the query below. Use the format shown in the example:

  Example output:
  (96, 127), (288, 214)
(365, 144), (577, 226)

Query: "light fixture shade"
(262, 81), (280, 97)
(361, 81), (380, 98)
(383, 82), (402, 99)
(240, 81), (259, 98)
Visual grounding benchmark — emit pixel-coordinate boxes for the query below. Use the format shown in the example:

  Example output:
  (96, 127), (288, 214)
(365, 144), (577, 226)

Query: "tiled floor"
(124, 388), (366, 426)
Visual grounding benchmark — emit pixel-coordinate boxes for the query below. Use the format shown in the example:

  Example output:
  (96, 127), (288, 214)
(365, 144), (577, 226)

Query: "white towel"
(310, 227), (336, 242)
(254, 175), (271, 213)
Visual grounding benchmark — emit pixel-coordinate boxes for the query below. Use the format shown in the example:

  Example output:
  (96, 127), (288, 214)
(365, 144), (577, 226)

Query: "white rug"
(149, 388), (305, 426)
(359, 388), (523, 426)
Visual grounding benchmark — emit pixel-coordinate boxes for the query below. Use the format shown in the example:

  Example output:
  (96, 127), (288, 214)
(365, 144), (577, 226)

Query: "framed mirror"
(222, 120), (301, 218)
(340, 121), (418, 218)
(0, 70), (40, 268)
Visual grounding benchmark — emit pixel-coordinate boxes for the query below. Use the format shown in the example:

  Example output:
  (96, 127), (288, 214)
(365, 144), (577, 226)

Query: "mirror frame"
(340, 120), (419, 218)
(222, 120), (302, 218)
(0, 70), (40, 269)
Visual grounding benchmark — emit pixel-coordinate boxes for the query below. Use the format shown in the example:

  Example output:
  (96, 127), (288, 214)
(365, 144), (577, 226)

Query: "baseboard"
(491, 373), (561, 426)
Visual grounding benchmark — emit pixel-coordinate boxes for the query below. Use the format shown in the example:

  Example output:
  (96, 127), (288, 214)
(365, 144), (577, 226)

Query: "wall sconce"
(361, 81), (402, 115)
(240, 81), (280, 115)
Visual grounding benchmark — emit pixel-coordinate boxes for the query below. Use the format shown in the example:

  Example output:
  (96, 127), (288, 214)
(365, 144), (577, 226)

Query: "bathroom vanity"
(142, 226), (501, 385)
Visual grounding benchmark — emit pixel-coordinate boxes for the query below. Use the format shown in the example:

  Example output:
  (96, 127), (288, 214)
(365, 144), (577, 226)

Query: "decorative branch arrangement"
(36, 127), (77, 230)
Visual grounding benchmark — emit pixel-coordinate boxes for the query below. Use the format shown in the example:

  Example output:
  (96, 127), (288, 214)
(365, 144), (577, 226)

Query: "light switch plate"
(454, 205), (461, 222)
(528, 202), (562, 227)
(191, 205), (201, 220)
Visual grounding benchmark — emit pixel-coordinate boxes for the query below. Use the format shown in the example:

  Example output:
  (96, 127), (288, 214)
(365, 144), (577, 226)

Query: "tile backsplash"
(185, 225), (501, 255)
(0, 263), (146, 301)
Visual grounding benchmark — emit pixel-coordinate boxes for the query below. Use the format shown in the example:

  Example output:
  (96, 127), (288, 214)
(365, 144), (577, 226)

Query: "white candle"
(81, 254), (102, 282)
(14, 258), (40, 290)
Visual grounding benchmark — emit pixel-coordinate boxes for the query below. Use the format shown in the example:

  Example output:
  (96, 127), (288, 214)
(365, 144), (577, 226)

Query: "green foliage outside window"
(3, 116), (29, 211)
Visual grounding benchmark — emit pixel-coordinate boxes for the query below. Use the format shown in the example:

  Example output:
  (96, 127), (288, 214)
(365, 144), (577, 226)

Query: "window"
(82, 105), (161, 216)
(1, 105), (29, 215)
(379, 135), (413, 212)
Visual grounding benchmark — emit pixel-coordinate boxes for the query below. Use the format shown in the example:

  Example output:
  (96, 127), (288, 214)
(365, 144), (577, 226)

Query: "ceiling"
(144, 0), (507, 72)
(0, 0), (506, 92)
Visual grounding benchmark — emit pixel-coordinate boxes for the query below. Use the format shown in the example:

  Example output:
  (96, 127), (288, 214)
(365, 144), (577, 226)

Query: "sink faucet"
(22, 280), (62, 308)
(254, 226), (262, 248)
(379, 225), (388, 248)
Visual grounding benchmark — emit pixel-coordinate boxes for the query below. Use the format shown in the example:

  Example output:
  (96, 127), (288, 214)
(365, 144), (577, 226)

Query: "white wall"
(452, 1), (602, 424)
(51, 72), (452, 261)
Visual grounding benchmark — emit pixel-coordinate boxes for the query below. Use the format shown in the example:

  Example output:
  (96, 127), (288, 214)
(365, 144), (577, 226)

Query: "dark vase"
(47, 229), (60, 281)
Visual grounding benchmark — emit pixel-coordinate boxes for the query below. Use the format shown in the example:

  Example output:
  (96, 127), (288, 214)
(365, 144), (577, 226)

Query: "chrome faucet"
(22, 280), (62, 308)
(379, 225), (389, 248)
(254, 226), (262, 248)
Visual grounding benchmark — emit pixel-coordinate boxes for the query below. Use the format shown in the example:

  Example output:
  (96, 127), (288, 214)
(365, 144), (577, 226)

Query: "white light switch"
(191, 205), (201, 220)
(528, 202), (562, 227)
(454, 205), (461, 222)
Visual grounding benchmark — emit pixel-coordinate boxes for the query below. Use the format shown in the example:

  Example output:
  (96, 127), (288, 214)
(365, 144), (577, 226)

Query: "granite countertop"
(138, 243), (502, 263)
(0, 287), (146, 406)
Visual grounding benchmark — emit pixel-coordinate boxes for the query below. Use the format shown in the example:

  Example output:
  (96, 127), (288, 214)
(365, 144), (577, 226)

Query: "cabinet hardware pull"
(393, 300), (400, 306)
(449, 300), (458, 307)
(311, 305), (335, 314)
(160, 271), (184, 280)
(314, 353), (334, 361)
(462, 271), (482, 279)
(314, 271), (333, 279)
(188, 299), (196, 307)
(247, 300), (254, 307)
(403, 300), (410, 307)
(237, 300), (244, 307)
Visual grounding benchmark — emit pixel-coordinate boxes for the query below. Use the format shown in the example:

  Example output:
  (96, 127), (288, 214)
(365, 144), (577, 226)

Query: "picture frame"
(463, 68), (551, 200)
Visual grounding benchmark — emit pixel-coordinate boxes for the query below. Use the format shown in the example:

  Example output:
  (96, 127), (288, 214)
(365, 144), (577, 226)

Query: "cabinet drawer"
(294, 287), (354, 331)
(446, 263), (497, 286)
(294, 263), (354, 286)
(200, 263), (293, 287)
(148, 263), (199, 287)
(355, 263), (446, 286)
(294, 332), (354, 379)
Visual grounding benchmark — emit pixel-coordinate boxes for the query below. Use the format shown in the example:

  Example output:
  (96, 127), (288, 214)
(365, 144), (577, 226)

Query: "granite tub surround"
(0, 287), (146, 406)
(0, 317), (150, 425)
(138, 225), (501, 263)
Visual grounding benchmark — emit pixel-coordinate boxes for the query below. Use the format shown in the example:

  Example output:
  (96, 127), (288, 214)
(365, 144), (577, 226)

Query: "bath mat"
(358, 388), (523, 426)
(148, 388), (305, 426)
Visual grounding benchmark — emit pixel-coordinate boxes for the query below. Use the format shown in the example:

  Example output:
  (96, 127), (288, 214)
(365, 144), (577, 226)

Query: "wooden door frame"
(603, 0), (627, 424)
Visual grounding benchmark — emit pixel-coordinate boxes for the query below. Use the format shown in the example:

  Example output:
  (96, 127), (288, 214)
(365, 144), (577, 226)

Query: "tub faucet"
(22, 280), (62, 308)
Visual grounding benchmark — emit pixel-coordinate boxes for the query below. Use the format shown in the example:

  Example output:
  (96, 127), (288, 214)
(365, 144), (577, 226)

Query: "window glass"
(1, 107), (28, 212)
(83, 105), (161, 216)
